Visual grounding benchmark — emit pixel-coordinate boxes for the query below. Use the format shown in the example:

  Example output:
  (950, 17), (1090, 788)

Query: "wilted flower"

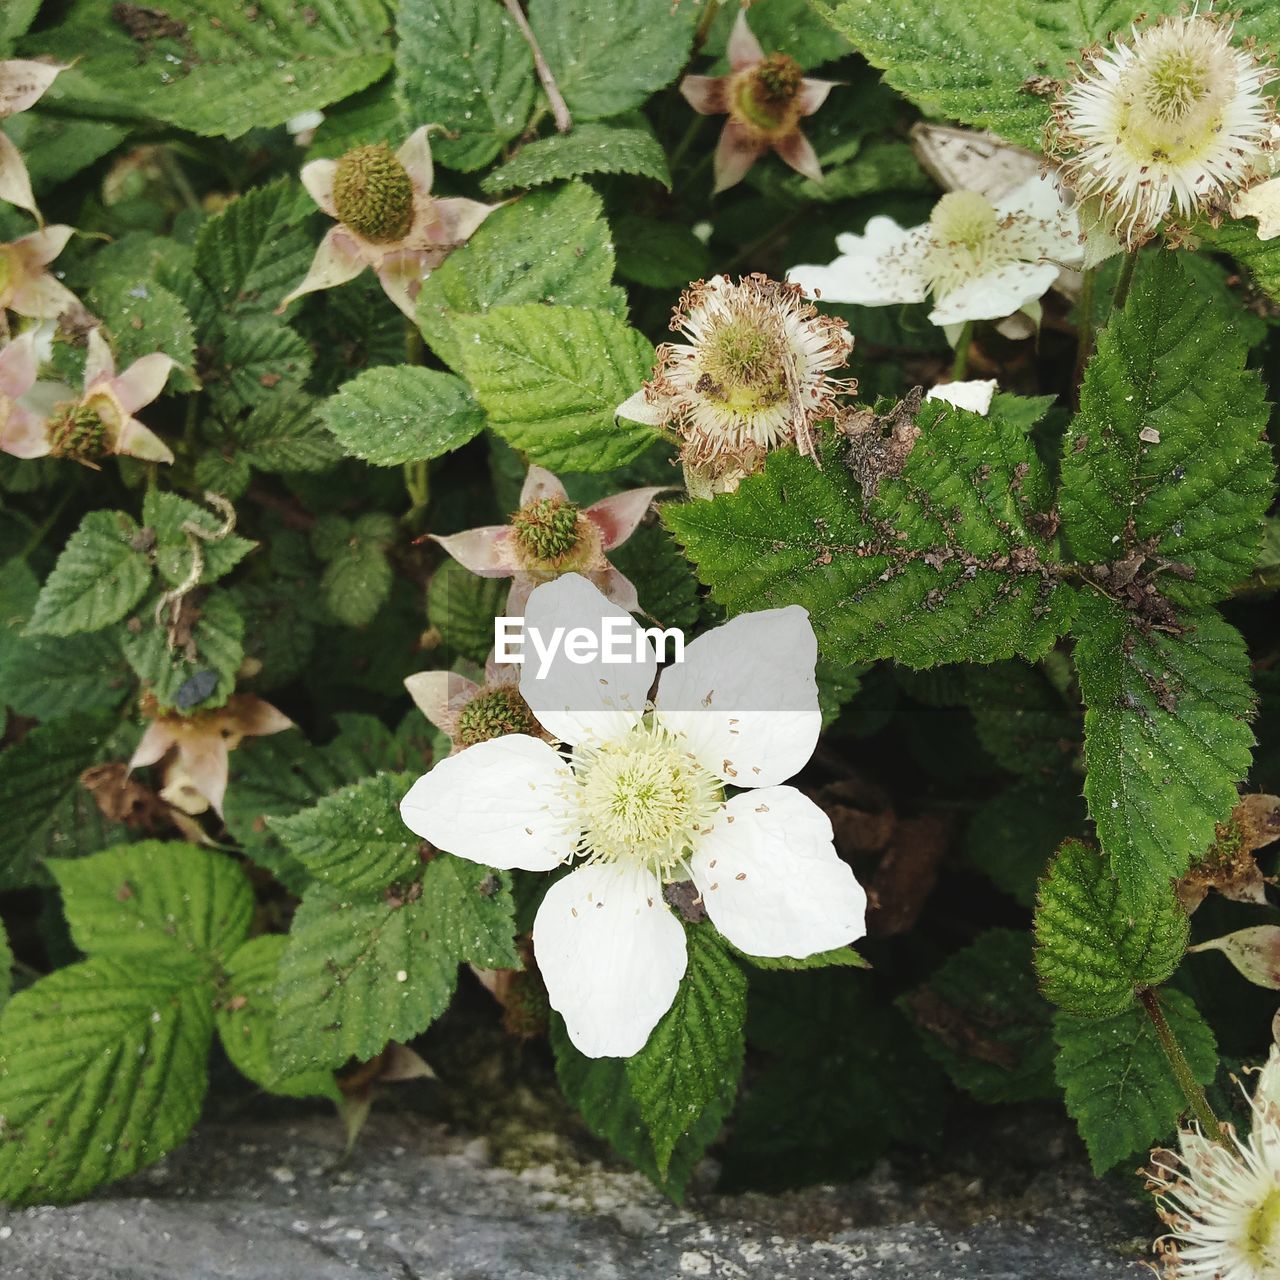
(405, 655), (545, 754)
(0, 225), (85, 325)
(40, 328), (176, 465)
(0, 331), (65, 458)
(0, 59), (66, 220)
(926, 379), (998, 416)
(680, 9), (836, 192)
(400, 574), (867, 1057)
(129, 694), (294, 817)
(616, 273), (853, 497)
(431, 464), (663, 614)
(788, 176), (1082, 342)
(280, 127), (497, 319)
(1050, 12), (1277, 247)
(1147, 1045), (1280, 1279)
(1233, 173), (1280, 240)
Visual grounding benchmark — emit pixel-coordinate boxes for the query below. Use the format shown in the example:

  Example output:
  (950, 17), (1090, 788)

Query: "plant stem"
(950, 320), (974, 381)
(503, 0), (572, 133)
(693, 0), (723, 52)
(668, 114), (707, 174)
(1111, 247), (1140, 315)
(1138, 988), (1224, 1144)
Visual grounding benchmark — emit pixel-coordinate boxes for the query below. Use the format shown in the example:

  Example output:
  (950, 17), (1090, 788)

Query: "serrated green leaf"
(123, 588), (245, 712)
(731, 943), (869, 971)
(1197, 216), (1280, 304)
(394, 0), (535, 172)
(706, 0), (852, 69)
(607, 523), (702, 633)
(1062, 254), (1274, 606)
(29, 0), (392, 139)
(0, 0), (40, 48)
(51, 841), (253, 972)
(143, 490), (256, 588)
(907, 929), (1055, 1104)
(665, 401), (1074, 668)
(0, 715), (130, 890)
(1035, 838), (1189, 1016)
(0, 626), (132, 721)
(0, 958), (212, 1203)
(1054, 989), (1217, 1174)
(527, 0), (696, 120)
(217, 936), (339, 1102)
(965, 662), (1079, 777)
(482, 119), (671, 193)
(626, 926), (745, 1175)
(456, 305), (659, 472)
(230, 388), (342, 474)
(0, 923), (10, 1013)
(427, 557), (510, 663)
(612, 216), (711, 290)
(270, 772), (421, 895)
(1074, 594), (1256, 904)
(204, 318), (314, 414)
(26, 511), (152, 637)
(416, 182), (626, 373)
(89, 274), (198, 395)
(274, 854), (517, 1071)
(322, 366), (486, 466)
(312, 513), (395, 627)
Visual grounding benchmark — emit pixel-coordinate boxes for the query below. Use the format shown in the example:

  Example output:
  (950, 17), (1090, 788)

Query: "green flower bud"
(510, 497), (583, 564)
(332, 144), (415, 243)
(455, 686), (540, 748)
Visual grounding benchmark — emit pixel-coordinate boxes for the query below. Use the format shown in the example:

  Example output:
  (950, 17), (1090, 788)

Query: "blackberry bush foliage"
(1, 3), (1279, 1271)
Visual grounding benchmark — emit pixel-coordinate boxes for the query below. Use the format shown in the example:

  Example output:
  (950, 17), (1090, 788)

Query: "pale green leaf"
(143, 490), (256, 588)
(482, 118), (671, 193)
(0, 959), (212, 1203)
(26, 511), (153, 637)
(394, 0), (535, 172)
(322, 366), (486, 466)
(456, 304), (659, 472)
(312, 513), (396, 627)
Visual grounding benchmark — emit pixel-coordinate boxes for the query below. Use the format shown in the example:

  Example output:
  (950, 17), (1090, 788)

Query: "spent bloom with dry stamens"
(431, 464), (665, 614)
(1147, 1045), (1280, 1279)
(400, 574), (867, 1057)
(1049, 12), (1278, 247)
(1, 225), (87, 326)
(788, 176), (1082, 343)
(405, 654), (546, 755)
(680, 9), (837, 192)
(0, 59), (67, 220)
(280, 127), (497, 319)
(616, 273), (853, 497)
(0, 331), (67, 458)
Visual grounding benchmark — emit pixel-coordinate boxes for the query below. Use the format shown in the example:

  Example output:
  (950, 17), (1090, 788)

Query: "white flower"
(1233, 175), (1280, 241)
(1148, 1046), (1280, 1279)
(787, 175), (1081, 341)
(926, 379), (998, 416)
(400, 574), (867, 1058)
(1052, 12), (1277, 247)
(616, 273), (852, 491)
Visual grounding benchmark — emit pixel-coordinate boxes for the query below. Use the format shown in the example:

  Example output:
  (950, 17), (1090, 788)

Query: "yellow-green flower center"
(930, 190), (1000, 249)
(697, 317), (789, 415)
(734, 53), (803, 132)
(455, 685), (539, 748)
(332, 144), (415, 243)
(576, 722), (723, 875)
(1246, 1187), (1280, 1268)
(47, 402), (108, 461)
(511, 497), (582, 563)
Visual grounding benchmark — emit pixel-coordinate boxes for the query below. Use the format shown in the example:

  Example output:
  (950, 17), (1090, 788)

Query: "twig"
(503, 0), (572, 133)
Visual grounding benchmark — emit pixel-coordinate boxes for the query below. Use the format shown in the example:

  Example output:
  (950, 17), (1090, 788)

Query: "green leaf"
(29, 0), (393, 139)
(203, 318), (314, 413)
(965, 662), (1079, 778)
(665, 401), (1074, 668)
(456, 305), (659, 472)
(322, 366), (486, 466)
(427, 556), (511, 664)
(89, 274), (199, 395)
(0, 626), (132, 721)
(270, 772), (422, 896)
(416, 182), (626, 373)
(229, 389), (342, 474)
(217, 936), (339, 1102)
(730, 943), (869, 971)
(612, 216), (711, 290)
(394, 0), (535, 172)
(311, 513), (396, 627)
(1062, 254), (1275, 605)
(123, 588), (245, 712)
(0, 959), (212, 1203)
(706, 0), (852, 69)
(1197, 216), (1280, 304)
(0, 715), (129, 890)
(1035, 838), (1190, 1018)
(26, 511), (153, 637)
(0, 920), (12, 1013)
(906, 929), (1056, 1104)
(143, 490), (256, 588)
(481, 118), (671, 193)
(626, 926), (746, 1175)
(527, 0), (697, 120)
(1054, 989), (1217, 1174)
(607, 523), (703, 634)
(274, 854), (517, 1072)
(51, 841), (253, 972)
(0, 0), (40, 49)
(1074, 594), (1256, 904)
(195, 180), (318, 318)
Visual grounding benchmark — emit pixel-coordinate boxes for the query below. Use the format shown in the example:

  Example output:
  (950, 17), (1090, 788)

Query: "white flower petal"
(534, 861), (686, 1057)
(928, 260), (1061, 326)
(399, 734), (575, 872)
(1233, 176), (1280, 240)
(690, 787), (867, 958)
(788, 218), (929, 306)
(926, 379), (998, 415)
(519, 574), (653, 746)
(655, 605), (819, 787)
(615, 387), (665, 427)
